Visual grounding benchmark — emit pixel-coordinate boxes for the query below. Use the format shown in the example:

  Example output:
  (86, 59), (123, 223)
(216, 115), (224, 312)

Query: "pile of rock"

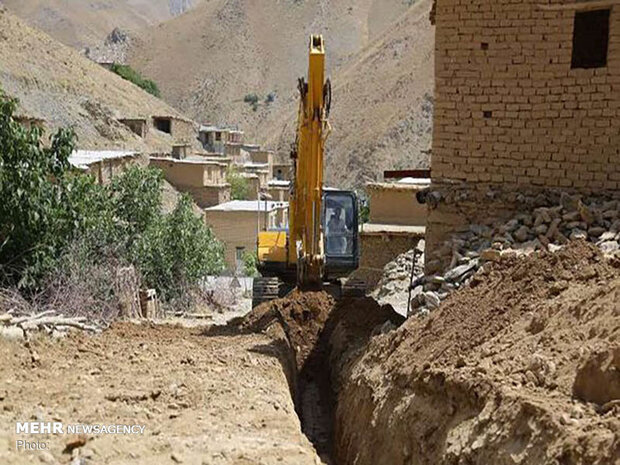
(84, 27), (132, 65)
(373, 194), (619, 318)
(372, 240), (425, 316)
(410, 194), (619, 316)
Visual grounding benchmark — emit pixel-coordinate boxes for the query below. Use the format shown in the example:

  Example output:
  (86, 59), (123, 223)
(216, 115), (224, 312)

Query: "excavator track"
(341, 278), (366, 297)
(252, 277), (285, 308)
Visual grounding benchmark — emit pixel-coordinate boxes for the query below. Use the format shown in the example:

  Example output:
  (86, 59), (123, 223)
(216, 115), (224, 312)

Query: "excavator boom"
(289, 35), (330, 287)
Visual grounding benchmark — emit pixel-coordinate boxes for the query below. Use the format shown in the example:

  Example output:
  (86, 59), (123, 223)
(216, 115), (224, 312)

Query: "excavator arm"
(289, 35), (331, 287)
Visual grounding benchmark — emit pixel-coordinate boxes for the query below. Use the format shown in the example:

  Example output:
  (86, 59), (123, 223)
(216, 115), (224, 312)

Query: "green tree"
(0, 91), (225, 302)
(110, 64), (161, 98)
(242, 251), (258, 277)
(0, 93), (86, 288)
(131, 195), (225, 299)
(226, 166), (250, 200)
(108, 165), (163, 240)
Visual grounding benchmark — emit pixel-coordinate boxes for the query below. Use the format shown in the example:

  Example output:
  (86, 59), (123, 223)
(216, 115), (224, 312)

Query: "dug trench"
(231, 241), (620, 465)
(0, 242), (616, 464)
(225, 289), (405, 464)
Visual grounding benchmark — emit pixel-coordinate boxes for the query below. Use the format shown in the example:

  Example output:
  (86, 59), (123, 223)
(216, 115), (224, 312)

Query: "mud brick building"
(150, 157), (231, 208)
(428, 0), (620, 269)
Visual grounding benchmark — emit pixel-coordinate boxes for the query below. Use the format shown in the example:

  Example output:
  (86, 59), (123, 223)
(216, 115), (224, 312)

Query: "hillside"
(127, 0), (434, 187)
(263, 0), (434, 187)
(0, 8), (195, 153)
(0, 0), (201, 49)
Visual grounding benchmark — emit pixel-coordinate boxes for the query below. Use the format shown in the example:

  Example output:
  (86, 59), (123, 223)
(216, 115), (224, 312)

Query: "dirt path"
(0, 323), (321, 465)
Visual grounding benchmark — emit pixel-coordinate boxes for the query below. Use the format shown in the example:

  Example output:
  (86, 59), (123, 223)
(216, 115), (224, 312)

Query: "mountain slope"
(127, 0), (434, 187)
(263, 0), (435, 187)
(0, 0), (201, 48)
(128, 0), (412, 124)
(0, 8), (193, 152)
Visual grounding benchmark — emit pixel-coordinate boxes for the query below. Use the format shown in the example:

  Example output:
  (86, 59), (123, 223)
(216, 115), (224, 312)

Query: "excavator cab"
(255, 189), (359, 281)
(323, 189), (359, 279)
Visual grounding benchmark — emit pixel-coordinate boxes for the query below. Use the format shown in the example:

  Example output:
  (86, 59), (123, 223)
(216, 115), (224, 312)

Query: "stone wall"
(425, 182), (620, 272)
(433, 0), (620, 190)
(351, 232), (424, 289)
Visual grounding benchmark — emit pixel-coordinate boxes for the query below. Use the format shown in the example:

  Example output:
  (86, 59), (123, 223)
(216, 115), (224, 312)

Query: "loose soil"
(2, 241), (617, 465)
(0, 323), (321, 465)
(333, 241), (620, 465)
(228, 289), (404, 463)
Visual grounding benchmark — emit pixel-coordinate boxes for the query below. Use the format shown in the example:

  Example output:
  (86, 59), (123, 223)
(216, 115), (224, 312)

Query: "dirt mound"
(333, 241), (620, 465)
(236, 290), (336, 368)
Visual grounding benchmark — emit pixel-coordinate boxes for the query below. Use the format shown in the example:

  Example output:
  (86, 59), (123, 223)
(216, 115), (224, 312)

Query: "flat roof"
(69, 150), (140, 169)
(199, 125), (221, 132)
(199, 125), (243, 133)
(367, 179), (431, 191)
(152, 115), (194, 123)
(268, 179), (291, 187)
(150, 156), (221, 166)
(206, 200), (288, 213)
(118, 117), (147, 122)
(243, 162), (269, 169)
(361, 224), (426, 236)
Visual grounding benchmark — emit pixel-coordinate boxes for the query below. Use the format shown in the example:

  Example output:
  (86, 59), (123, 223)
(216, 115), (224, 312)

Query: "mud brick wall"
(432, 0), (620, 190)
(179, 185), (231, 209)
(351, 233), (423, 289)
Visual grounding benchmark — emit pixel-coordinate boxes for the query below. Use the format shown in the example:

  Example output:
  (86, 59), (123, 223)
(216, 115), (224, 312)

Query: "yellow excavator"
(252, 35), (360, 306)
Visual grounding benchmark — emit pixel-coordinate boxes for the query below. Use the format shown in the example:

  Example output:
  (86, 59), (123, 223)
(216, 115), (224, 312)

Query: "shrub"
(131, 195), (225, 300)
(243, 93), (259, 104)
(226, 166), (250, 200)
(110, 63), (161, 98)
(0, 93), (82, 287)
(0, 92), (225, 314)
(242, 251), (259, 277)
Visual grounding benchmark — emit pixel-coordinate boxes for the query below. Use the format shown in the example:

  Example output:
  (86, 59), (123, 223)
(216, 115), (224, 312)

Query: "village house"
(426, 0), (620, 271)
(226, 129), (243, 157)
(171, 143), (193, 160)
(151, 115), (196, 142)
(150, 157), (231, 208)
(241, 162), (270, 189)
(198, 125), (245, 156)
(205, 200), (289, 271)
(247, 148), (275, 176)
(118, 118), (148, 138)
(367, 178), (429, 227)
(69, 149), (146, 184)
(272, 162), (293, 181)
(352, 174), (428, 288)
(266, 179), (290, 202)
